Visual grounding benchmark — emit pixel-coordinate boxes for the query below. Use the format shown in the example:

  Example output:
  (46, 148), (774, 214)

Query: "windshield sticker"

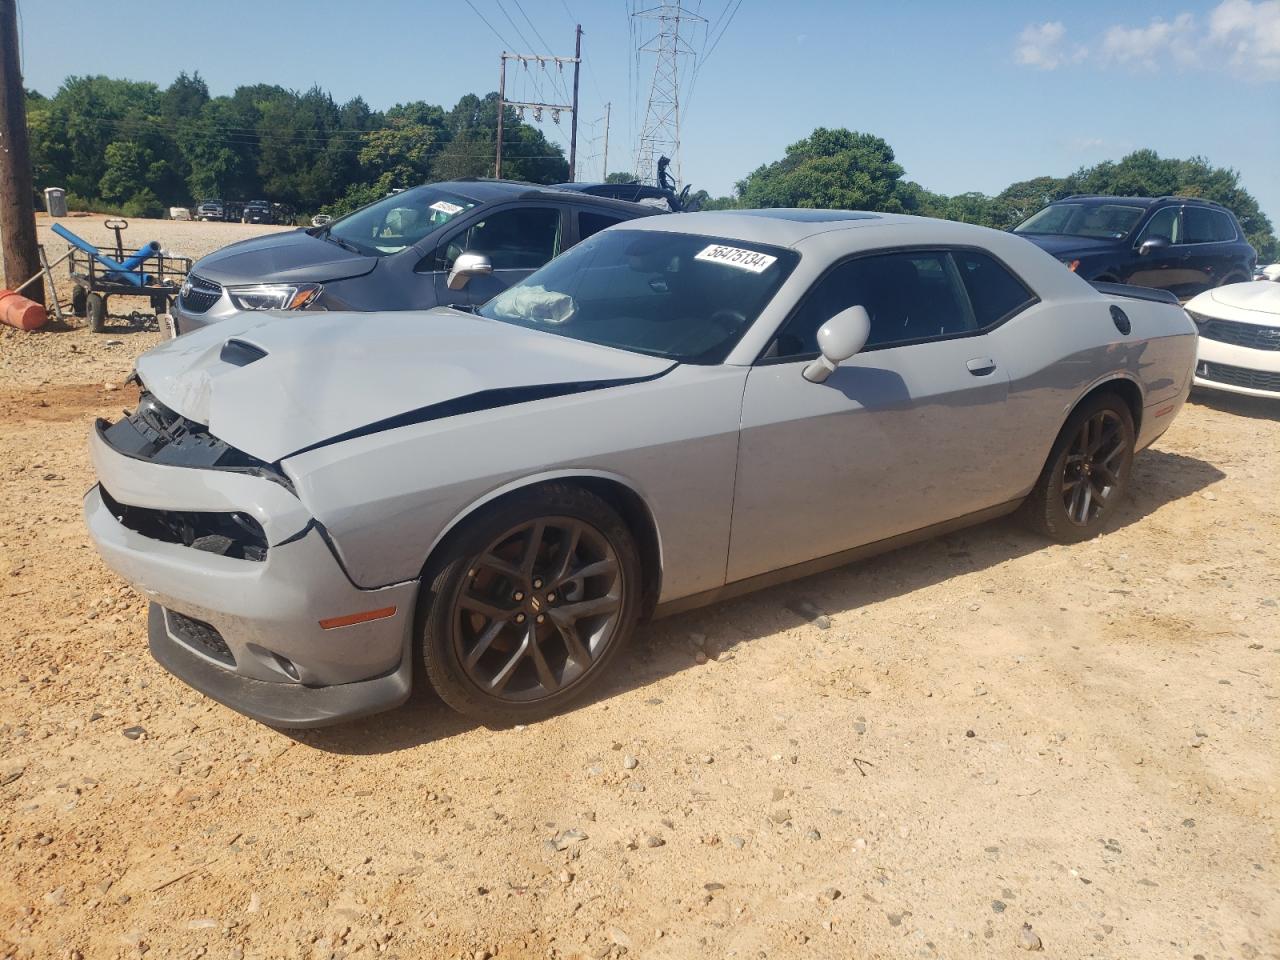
(694, 244), (777, 273)
(429, 200), (465, 216)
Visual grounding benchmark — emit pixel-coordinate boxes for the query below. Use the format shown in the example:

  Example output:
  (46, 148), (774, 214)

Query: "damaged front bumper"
(84, 419), (419, 727)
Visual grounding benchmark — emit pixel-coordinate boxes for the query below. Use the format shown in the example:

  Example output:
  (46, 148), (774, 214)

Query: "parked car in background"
(171, 179), (659, 335)
(195, 199), (225, 222)
(556, 180), (693, 211)
(1254, 263), (1280, 282)
(242, 200), (273, 224)
(85, 210), (1196, 728)
(1186, 280), (1280, 398)
(1014, 195), (1256, 299)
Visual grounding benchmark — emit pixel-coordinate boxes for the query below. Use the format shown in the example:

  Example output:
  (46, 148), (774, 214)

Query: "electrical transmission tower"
(633, 3), (703, 187)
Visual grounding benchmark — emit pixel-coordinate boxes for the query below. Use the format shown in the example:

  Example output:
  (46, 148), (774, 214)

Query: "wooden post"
(568, 24), (581, 182)
(0, 0), (42, 306)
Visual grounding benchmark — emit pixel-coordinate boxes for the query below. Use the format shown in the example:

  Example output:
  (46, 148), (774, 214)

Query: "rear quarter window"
(953, 250), (1036, 327)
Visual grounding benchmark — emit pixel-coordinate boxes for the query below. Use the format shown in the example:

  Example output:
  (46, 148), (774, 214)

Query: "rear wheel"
(420, 484), (641, 724)
(1020, 392), (1135, 542)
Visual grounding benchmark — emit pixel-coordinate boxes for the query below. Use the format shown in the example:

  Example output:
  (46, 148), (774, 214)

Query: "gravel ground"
(0, 219), (1277, 960)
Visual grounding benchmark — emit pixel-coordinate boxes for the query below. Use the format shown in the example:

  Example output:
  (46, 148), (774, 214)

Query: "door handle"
(966, 357), (997, 376)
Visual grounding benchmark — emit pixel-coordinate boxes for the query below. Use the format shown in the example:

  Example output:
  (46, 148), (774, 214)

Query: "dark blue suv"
(1014, 196), (1256, 300)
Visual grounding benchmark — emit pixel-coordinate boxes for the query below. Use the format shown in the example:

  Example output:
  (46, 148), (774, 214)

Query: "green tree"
(606, 170), (637, 184)
(733, 128), (917, 212)
(99, 141), (155, 203)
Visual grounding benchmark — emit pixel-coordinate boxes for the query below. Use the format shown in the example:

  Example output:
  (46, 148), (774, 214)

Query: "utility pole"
(495, 53), (506, 178)
(568, 24), (581, 182)
(0, 0), (43, 305)
(601, 102), (611, 181)
(633, 2), (703, 187)
(494, 32), (580, 183)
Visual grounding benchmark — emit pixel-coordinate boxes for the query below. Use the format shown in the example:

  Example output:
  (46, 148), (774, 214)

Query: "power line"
(461, 0), (519, 50)
(684, 0), (741, 123)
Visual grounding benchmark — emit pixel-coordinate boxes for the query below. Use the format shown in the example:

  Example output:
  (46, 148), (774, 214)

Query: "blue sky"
(18, 0), (1280, 226)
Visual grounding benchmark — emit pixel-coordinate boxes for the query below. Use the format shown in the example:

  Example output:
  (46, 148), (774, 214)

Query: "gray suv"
(172, 180), (658, 335)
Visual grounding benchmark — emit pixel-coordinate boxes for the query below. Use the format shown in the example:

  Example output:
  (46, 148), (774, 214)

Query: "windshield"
(1014, 202), (1147, 239)
(478, 229), (798, 364)
(325, 185), (480, 256)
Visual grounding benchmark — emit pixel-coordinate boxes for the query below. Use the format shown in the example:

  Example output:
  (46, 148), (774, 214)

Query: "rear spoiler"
(1089, 281), (1180, 305)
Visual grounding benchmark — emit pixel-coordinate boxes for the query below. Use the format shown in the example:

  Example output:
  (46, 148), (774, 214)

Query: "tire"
(420, 483), (642, 724)
(70, 285), (87, 318)
(1020, 391), (1136, 543)
(86, 293), (107, 333)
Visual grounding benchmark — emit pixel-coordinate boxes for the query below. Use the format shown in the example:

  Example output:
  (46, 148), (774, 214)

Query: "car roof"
(612, 209), (945, 246)
(435, 178), (658, 215)
(1055, 194), (1230, 210)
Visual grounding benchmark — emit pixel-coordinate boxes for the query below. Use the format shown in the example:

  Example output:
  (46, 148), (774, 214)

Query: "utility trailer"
(60, 219), (192, 333)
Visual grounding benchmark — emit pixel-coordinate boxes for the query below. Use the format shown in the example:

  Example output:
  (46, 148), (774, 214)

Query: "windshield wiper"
(319, 228), (364, 256)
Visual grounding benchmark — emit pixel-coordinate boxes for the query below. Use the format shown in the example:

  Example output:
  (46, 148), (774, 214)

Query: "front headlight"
(226, 283), (321, 311)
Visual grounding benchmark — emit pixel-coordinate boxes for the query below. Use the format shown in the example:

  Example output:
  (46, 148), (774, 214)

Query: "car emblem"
(530, 597), (542, 612)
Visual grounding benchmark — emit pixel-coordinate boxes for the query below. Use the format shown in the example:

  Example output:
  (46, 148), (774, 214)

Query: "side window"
(578, 210), (625, 242)
(772, 251), (976, 358)
(1183, 207), (1220, 244)
(1139, 206), (1181, 244)
(1211, 210), (1237, 241)
(954, 250), (1035, 327)
(443, 207), (562, 271)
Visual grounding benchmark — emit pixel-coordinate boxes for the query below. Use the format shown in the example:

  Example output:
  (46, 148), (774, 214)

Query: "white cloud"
(1208, 0), (1280, 77)
(1067, 136), (1107, 152)
(1016, 2), (1280, 79)
(1101, 12), (1198, 68)
(1015, 22), (1081, 70)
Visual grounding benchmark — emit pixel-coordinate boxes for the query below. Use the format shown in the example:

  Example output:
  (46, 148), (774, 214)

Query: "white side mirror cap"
(447, 252), (494, 290)
(803, 305), (871, 383)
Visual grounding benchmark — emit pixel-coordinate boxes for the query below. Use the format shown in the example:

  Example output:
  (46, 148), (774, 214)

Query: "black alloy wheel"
(453, 517), (623, 701)
(1020, 392), (1136, 543)
(1060, 409), (1129, 526)
(421, 484), (641, 723)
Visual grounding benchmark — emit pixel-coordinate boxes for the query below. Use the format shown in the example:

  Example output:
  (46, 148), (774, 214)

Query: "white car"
(1186, 281), (1280, 398)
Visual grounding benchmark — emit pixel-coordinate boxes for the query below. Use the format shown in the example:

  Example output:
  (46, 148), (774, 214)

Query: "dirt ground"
(1, 218), (1277, 960)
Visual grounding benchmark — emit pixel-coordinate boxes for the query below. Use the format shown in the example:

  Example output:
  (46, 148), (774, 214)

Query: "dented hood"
(134, 309), (673, 463)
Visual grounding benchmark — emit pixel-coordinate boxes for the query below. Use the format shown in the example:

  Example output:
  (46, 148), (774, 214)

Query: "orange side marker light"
(319, 606), (397, 630)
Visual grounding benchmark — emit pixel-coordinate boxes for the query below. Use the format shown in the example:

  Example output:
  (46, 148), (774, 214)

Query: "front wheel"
(86, 293), (107, 333)
(1020, 392), (1136, 543)
(420, 484), (641, 724)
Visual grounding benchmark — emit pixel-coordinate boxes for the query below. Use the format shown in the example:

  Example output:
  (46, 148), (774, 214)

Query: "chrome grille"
(179, 274), (222, 314)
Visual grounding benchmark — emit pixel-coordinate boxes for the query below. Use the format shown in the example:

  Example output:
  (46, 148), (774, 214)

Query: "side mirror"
(1138, 236), (1169, 256)
(447, 252), (494, 290)
(802, 305), (871, 383)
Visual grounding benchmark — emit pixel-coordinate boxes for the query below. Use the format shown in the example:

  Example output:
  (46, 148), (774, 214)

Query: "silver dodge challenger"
(84, 210), (1197, 727)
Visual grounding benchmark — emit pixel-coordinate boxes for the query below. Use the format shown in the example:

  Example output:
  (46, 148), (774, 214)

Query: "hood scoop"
(219, 339), (268, 367)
